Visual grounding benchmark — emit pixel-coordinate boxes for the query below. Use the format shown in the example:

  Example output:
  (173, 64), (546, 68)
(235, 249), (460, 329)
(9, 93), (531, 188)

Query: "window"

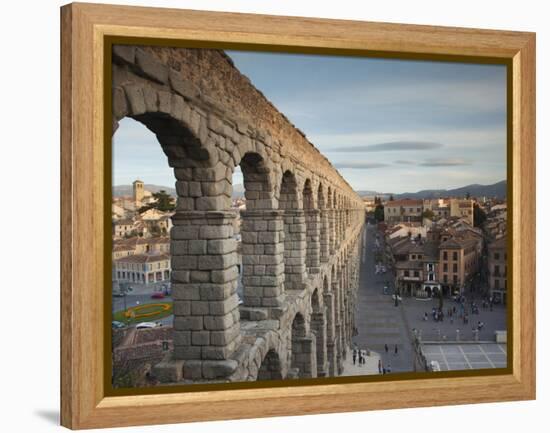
(428, 263), (433, 272)
(494, 265), (500, 276)
(453, 263), (458, 273)
(443, 263), (448, 272)
(494, 252), (500, 260)
(453, 251), (458, 261)
(413, 271), (419, 278)
(404, 270), (410, 277)
(411, 254), (416, 260)
(418, 254), (422, 260)
(443, 275), (448, 283)
(428, 273), (434, 281)
(453, 275), (458, 284)
(443, 251), (448, 260)
(495, 279), (500, 289)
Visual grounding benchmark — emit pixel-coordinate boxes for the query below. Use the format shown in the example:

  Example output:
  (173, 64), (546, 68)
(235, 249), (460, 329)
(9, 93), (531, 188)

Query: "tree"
(139, 190), (175, 213)
(473, 203), (487, 227)
(422, 209), (434, 220)
(374, 204), (384, 222)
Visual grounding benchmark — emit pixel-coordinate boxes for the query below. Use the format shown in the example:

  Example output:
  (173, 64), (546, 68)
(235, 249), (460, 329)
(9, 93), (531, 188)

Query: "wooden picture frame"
(60, 2), (535, 429)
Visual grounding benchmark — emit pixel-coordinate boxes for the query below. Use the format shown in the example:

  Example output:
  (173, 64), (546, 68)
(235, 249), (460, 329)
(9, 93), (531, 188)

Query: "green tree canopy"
(138, 190), (175, 213)
(374, 204), (384, 222)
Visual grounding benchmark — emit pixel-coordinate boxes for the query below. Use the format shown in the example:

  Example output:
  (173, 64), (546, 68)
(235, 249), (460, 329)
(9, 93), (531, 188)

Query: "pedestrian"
(394, 345), (398, 356)
(352, 348), (357, 365)
(357, 350), (362, 365)
(378, 359), (382, 374)
(385, 343), (389, 354)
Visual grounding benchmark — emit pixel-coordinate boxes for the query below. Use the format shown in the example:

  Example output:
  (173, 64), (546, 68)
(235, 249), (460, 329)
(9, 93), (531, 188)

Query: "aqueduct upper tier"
(112, 45), (365, 382)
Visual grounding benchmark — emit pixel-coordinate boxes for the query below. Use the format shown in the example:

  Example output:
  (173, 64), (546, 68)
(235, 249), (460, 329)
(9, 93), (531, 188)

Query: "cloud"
(329, 141), (444, 153)
(333, 162), (388, 169)
(394, 160), (417, 165)
(419, 158), (472, 167)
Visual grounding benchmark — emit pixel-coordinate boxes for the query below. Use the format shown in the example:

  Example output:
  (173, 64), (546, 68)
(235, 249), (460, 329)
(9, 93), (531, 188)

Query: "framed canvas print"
(60, 2), (536, 429)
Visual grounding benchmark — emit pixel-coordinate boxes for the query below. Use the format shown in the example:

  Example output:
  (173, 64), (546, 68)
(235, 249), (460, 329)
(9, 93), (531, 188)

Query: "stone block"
(198, 254), (235, 270)
(182, 359), (203, 378)
(188, 239), (207, 255)
(211, 266), (239, 284)
(208, 239), (236, 255)
(171, 255), (198, 270)
(152, 357), (184, 383)
(113, 45), (136, 64)
(209, 296), (239, 316)
(173, 301), (191, 317)
(174, 315), (203, 331)
(204, 314), (234, 330)
(112, 87), (128, 120)
(169, 69), (200, 99)
(192, 330), (210, 346)
(200, 225), (232, 239)
(135, 48), (168, 83)
(123, 84), (146, 116)
(172, 285), (200, 301)
(190, 270), (210, 283)
(202, 360), (238, 379)
(173, 330), (191, 346)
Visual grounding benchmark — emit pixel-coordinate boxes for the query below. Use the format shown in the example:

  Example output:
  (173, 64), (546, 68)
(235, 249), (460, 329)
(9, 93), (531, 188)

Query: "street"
(352, 222), (415, 373)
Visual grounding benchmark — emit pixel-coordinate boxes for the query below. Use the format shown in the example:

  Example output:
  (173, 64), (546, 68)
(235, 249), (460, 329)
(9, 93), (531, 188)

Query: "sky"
(113, 50), (507, 193)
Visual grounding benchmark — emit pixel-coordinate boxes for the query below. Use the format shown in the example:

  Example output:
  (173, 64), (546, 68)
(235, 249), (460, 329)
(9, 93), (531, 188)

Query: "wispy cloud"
(333, 162), (388, 169)
(394, 160), (417, 165)
(419, 158), (472, 167)
(327, 141), (444, 153)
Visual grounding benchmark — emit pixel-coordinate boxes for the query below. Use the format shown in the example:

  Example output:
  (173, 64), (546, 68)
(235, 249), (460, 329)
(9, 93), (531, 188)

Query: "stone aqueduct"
(112, 46), (365, 382)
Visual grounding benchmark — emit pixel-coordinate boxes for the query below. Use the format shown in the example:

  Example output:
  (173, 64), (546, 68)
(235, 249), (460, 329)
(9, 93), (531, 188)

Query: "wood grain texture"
(60, 2), (536, 429)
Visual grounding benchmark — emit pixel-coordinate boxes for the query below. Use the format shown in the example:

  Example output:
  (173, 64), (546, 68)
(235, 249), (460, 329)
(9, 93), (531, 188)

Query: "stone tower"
(133, 179), (144, 206)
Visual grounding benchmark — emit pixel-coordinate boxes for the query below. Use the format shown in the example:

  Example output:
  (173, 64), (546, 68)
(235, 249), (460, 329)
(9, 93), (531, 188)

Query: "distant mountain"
(113, 184), (176, 197)
(356, 180), (506, 200)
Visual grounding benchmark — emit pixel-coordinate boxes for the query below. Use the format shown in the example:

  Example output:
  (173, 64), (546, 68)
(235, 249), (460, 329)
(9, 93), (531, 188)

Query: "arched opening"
(279, 171), (306, 291)
(257, 349), (283, 381)
(290, 312), (316, 378)
(327, 187), (335, 254)
(111, 117), (175, 339)
(310, 289), (328, 377)
(112, 82), (241, 370)
(303, 179), (320, 275)
(318, 184), (329, 263)
(233, 152), (283, 309)
(322, 275), (336, 375)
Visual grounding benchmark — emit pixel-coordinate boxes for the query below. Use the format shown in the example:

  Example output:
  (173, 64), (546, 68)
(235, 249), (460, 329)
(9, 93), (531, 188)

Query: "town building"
(488, 236), (507, 303)
(384, 199), (423, 224)
(113, 253), (171, 285)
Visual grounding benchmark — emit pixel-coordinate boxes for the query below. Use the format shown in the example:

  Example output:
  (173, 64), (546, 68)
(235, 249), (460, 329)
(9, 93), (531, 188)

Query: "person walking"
(378, 359), (382, 374)
(394, 345), (398, 356)
(352, 348), (357, 365)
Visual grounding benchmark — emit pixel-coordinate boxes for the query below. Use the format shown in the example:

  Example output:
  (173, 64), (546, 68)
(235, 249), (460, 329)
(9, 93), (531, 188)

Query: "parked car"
(111, 320), (126, 329)
(136, 322), (160, 329)
(151, 292), (165, 299)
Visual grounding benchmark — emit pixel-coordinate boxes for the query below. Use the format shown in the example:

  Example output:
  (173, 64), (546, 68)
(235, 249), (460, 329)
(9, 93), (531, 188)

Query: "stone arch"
(238, 152), (286, 308)
(290, 312), (316, 378)
(303, 179), (320, 275)
(310, 288), (328, 377)
(280, 170), (306, 290)
(257, 349), (283, 381)
(318, 183), (330, 263)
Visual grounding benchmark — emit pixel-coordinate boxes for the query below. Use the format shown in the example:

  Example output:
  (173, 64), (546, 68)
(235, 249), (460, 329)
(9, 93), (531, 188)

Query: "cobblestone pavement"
(352, 223), (415, 373)
(341, 349), (380, 376)
(421, 343), (507, 371)
(400, 294), (507, 343)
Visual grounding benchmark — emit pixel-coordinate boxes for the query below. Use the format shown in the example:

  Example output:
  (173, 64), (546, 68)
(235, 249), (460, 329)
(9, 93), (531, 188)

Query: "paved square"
(422, 343), (508, 371)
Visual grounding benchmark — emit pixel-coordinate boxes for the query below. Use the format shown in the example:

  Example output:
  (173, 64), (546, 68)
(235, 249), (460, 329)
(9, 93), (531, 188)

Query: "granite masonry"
(112, 45), (364, 383)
